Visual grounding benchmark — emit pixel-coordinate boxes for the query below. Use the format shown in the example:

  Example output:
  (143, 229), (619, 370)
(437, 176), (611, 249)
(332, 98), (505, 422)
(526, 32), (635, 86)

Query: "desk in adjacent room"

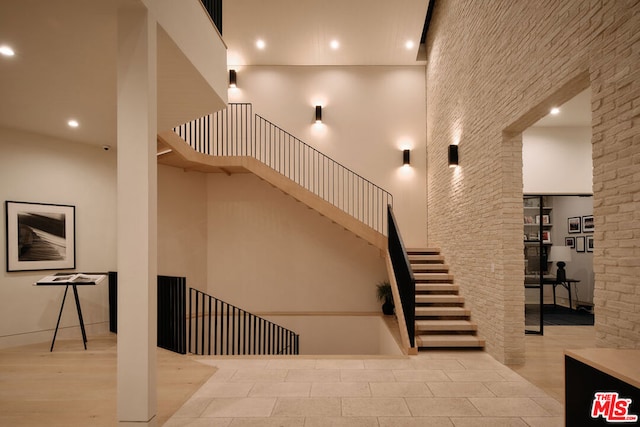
(525, 275), (581, 310)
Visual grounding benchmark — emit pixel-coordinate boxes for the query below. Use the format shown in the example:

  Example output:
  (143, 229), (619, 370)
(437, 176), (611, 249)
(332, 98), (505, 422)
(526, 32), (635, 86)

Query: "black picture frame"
(586, 236), (594, 252)
(576, 236), (586, 253)
(568, 217), (581, 234)
(565, 237), (575, 248)
(5, 201), (76, 272)
(582, 215), (594, 233)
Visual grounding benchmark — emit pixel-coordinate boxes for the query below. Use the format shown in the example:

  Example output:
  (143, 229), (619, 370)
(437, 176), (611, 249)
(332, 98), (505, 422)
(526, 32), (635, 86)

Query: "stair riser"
(411, 266), (449, 273)
(416, 297), (464, 304)
(406, 248), (441, 256)
(416, 326), (478, 332)
(416, 311), (471, 318)
(418, 343), (485, 348)
(416, 285), (459, 293)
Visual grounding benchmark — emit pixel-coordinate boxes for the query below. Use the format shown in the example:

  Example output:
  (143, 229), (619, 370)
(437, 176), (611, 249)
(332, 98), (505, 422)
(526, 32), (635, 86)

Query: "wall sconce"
(229, 69), (237, 88)
(448, 144), (459, 167)
(315, 105), (322, 123)
(402, 149), (411, 165)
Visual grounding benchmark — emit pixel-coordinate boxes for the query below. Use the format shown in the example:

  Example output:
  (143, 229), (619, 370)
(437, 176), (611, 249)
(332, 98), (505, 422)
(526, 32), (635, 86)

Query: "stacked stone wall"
(426, 0), (640, 363)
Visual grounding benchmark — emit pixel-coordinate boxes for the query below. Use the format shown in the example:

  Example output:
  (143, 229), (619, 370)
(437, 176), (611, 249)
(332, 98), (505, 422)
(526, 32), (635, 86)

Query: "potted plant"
(376, 280), (394, 315)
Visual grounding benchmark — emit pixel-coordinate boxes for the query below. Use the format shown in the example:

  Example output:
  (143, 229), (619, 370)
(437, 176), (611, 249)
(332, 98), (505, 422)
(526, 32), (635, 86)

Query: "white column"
(116, 3), (158, 425)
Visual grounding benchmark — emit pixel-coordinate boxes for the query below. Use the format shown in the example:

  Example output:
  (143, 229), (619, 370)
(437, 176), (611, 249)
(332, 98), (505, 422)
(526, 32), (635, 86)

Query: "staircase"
(159, 105), (485, 354)
(408, 248), (485, 349)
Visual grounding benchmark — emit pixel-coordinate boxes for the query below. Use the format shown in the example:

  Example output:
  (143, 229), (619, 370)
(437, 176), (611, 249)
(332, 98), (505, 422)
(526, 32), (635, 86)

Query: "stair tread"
(416, 320), (478, 331)
(416, 295), (464, 303)
(417, 306), (469, 311)
(408, 255), (445, 263)
(414, 272), (453, 277)
(406, 248), (441, 254)
(414, 273), (453, 282)
(416, 307), (471, 316)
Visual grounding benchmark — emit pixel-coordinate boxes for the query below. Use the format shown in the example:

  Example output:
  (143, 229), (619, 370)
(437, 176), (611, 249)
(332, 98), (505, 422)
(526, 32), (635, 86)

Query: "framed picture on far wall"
(582, 215), (594, 232)
(565, 237), (575, 248)
(568, 217), (581, 234)
(587, 236), (594, 252)
(576, 236), (586, 253)
(5, 201), (76, 272)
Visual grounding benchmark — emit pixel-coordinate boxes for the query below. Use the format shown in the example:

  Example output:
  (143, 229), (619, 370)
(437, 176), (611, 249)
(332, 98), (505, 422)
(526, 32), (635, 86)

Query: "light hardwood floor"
(0, 326), (595, 425)
(511, 325), (596, 403)
(0, 335), (216, 426)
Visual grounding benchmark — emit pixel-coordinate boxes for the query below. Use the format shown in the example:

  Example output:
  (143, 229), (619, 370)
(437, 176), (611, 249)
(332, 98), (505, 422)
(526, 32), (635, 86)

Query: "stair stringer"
(158, 130), (387, 251)
(382, 251), (419, 355)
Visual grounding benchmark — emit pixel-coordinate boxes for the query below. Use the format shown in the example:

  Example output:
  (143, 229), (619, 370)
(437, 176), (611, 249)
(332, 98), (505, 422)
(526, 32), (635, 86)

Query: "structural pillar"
(116, 2), (158, 425)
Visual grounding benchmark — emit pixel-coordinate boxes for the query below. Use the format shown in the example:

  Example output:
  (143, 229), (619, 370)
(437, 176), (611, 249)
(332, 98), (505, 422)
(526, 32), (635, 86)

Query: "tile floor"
(165, 351), (564, 427)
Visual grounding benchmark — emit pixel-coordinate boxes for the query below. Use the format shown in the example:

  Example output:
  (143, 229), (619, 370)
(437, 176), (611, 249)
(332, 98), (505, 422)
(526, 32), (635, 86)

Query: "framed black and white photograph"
(565, 237), (575, 248)
(576, 236), (586, 253)
(568, 217), (581, 234)
(5, 201), (75, 272)
(587, 236), (594, 252)
(582, 215), (594, 233)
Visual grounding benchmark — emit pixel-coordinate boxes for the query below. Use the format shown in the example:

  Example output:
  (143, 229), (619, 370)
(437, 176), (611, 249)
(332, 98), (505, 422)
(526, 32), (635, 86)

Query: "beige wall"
(264, 315), (402, 355)
(228, 65), (427, 247)
(426, 0), (640, 363)
(523, 126), (592, 194)
(0, 128), (388, 349)
(206, 173), (387, 313)
(0, 128), (116, 348)
(157, 165), (208, 291)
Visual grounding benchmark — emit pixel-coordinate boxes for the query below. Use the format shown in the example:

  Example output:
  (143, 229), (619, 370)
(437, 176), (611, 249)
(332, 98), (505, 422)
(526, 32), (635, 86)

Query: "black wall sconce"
(448, 144), (459, 167)
(315, 105), (322, 123)
(403, 149), (411, 165)
(229, 69), (237, 88)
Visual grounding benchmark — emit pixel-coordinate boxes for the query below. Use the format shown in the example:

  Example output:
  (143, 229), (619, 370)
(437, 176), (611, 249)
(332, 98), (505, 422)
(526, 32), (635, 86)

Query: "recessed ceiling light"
(68, 119), (79, 128)
(550, 107), (560, 115)
(405, 40), (415, 50)
(0, 45), (15, 57)
(256, 39), (266, 50)
(330, 40), (340, 50)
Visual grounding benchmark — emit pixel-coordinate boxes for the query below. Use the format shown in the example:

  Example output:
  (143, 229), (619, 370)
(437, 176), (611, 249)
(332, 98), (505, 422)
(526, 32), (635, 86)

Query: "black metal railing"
(174, 104), (393, 235)
(158, 276), (187, 354)
(108, 272), (187, 355)
(200, 0), (222, 35)
(189, 288), (299, 356)
(387, 205), (415, 347)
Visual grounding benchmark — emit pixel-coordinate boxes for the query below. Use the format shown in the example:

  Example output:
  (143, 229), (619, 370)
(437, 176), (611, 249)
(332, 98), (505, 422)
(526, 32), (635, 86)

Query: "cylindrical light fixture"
(315, 105), (322, 123)
(229, 69), (237, 88)
(403, 149), (411, 165)
(448, 144), (459, 167)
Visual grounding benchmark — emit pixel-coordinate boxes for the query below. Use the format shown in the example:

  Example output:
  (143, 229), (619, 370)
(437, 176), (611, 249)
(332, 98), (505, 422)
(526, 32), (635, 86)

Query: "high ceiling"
(223, 0), (430, 66)
(0, 0), (588, 150)
(0, 0), (430, 149)
(0, 1), (118, 147)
